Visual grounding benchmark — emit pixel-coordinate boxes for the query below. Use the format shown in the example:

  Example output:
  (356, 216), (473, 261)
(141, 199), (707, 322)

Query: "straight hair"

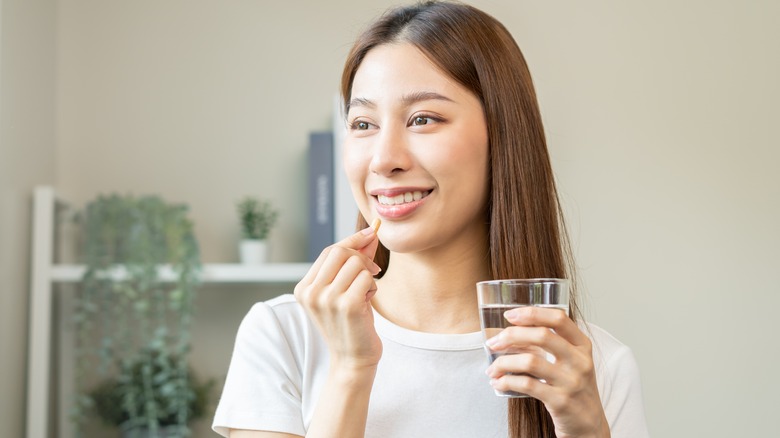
(341, 2), (579, 436)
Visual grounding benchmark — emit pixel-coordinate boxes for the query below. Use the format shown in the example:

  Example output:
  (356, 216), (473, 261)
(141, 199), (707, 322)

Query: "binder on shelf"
(308, 131), (335, 262)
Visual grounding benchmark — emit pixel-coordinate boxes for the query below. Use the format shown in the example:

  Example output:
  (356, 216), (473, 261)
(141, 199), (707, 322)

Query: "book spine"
(308, 131), (335, 262)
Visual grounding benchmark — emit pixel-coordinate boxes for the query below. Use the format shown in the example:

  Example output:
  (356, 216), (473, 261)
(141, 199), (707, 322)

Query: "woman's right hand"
(294, 225), (383, 371)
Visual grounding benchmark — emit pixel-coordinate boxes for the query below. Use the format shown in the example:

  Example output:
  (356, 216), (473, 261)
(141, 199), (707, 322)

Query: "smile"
(377, 190), (431, 206)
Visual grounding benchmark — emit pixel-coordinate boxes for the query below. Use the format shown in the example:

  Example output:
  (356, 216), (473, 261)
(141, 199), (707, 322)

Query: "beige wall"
(2, 0), (777, 436)
(506, 2), (780, 436)
(0, 0), (57, 436)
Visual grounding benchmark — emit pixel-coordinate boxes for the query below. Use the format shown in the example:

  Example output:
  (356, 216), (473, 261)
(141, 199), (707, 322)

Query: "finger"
(358, 233), (380, 260)
(490, 372), (554, 402)
(487, 325), (573, 362)
(356, 218), (380, 262)
(343, 269), (378, 306)
(487, 351), (562, 385)
(336, 223), (379, 252)
(333, 224), (381, 272)
(297, 225), (380, 293)
(504, 306), (590, 347)
(328, 255), (371, 299)
(310, 246), (369, 288)
(298, 245), (334, 287)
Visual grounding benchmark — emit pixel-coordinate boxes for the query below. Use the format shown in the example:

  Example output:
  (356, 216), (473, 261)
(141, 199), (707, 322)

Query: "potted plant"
(88, 347), (215, 438)
(72, 194), (202, 437)
(236, 196), (279, 264)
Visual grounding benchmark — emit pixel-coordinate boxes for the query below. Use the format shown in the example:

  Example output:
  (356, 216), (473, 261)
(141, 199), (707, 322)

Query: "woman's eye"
(412, 116), (430, 126)
(410, 114), (442, 127)
(350, 120), (371, 130)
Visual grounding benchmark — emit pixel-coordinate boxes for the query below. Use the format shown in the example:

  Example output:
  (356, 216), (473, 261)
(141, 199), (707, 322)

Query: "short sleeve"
(212, 302), (306, 437)
(599, 345), (650, 438)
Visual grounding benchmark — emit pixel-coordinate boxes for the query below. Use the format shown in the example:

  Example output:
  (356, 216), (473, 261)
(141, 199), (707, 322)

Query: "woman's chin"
(378, 233), (436, 255)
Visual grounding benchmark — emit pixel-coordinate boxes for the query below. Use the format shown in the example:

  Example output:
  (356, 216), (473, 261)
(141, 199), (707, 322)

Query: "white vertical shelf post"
(26, 186), (54, 438)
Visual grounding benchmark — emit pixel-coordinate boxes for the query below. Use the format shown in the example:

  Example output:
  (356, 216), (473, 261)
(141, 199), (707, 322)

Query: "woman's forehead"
(349, 43), (472, 109)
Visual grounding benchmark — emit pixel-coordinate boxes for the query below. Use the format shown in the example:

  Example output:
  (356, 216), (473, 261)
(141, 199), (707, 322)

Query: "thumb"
(358, 232), (380, 260)
(357, 218), (381, 259)
(336, 218), (381, 256)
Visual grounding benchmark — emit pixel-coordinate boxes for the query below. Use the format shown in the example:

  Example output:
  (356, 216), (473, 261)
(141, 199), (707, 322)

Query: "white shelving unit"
(48, 263), (310, 284)
(25, 186), (310, 438)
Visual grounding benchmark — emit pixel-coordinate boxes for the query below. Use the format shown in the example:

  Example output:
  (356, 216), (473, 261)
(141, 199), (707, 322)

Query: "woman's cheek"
(343, 147), (372, 213)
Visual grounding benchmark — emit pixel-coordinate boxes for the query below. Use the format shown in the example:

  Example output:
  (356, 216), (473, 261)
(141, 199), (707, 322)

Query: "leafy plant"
(237, 196), (279, 240)
(88, 348), (215, 430)
(72, 194), (202, 437)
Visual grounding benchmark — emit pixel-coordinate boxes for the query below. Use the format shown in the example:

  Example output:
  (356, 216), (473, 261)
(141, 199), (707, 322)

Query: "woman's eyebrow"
(347, 91), (455, 113)
(347, 97), (374, 113)
(401, 91), (455, 106)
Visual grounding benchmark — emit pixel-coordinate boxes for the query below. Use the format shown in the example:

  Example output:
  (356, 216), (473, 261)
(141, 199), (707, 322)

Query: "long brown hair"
(341, 2), (579, 436)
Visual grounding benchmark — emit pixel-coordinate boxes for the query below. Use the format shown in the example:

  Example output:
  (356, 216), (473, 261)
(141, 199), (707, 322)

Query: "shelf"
(26, 187), (314, 438)
(49, 263), (311, 284)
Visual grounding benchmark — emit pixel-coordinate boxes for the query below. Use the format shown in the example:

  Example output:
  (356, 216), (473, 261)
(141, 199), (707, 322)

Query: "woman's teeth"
(377, 190), (430, 206)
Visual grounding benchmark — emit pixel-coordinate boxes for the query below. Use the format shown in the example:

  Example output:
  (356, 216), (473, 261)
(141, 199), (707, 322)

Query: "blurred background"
(1, 0), (778, 437)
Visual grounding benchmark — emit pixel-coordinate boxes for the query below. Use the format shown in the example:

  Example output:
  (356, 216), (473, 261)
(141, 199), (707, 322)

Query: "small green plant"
(88, 347), (215, 431)
(237, 196), (279, 240)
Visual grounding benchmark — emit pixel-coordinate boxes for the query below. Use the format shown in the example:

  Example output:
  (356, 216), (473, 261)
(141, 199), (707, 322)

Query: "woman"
(213, 2), (648, 437)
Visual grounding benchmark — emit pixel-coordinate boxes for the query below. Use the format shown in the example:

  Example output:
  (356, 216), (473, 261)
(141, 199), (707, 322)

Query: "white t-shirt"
(213, 294), (649, 438)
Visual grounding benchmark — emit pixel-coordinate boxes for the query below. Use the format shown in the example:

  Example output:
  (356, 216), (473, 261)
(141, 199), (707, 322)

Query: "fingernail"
(486, 336), (500, 348)
(371, 263), (382, 274)
(485, 366), (494, 377)
(361, 226), (375, 235)
(504, 309), (519, 321)
(489, 378), (499, 387)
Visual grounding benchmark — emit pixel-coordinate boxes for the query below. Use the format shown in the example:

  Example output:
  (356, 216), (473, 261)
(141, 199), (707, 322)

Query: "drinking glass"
(477, 278), (570, 397)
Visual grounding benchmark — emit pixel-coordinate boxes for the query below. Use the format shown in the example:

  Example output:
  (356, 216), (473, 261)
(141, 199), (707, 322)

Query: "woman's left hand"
(485, 307), (610, 438)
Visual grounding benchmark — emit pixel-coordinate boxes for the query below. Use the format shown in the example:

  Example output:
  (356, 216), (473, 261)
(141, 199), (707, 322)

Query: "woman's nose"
(368, 126), (412, 177)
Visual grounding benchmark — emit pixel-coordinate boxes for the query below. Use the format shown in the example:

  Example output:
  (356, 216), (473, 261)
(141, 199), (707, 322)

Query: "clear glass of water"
(476, 278), (570, 397)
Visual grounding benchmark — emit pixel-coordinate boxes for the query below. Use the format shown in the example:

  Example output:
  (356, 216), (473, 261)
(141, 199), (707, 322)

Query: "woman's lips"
(371, 188), (432, 219)
(376, 190), (430, 205)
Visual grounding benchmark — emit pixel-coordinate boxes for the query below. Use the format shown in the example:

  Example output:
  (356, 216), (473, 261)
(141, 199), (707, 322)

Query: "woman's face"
(344, 42), (489, 254)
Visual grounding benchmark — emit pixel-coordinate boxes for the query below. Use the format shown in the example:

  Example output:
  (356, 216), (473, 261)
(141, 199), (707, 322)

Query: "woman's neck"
(371, 233), (490, 334)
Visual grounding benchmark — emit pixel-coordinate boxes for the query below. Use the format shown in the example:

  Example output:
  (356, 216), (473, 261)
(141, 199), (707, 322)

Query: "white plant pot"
(240, 239), (269, 264)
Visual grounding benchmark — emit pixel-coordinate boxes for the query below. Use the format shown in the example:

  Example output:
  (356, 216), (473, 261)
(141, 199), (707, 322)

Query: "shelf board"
(49, 263), (310, 284)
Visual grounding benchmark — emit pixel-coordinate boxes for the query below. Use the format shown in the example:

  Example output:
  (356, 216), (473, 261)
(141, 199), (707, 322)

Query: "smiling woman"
(344, 42), (489, 250)
(212, 2), (649, 438)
